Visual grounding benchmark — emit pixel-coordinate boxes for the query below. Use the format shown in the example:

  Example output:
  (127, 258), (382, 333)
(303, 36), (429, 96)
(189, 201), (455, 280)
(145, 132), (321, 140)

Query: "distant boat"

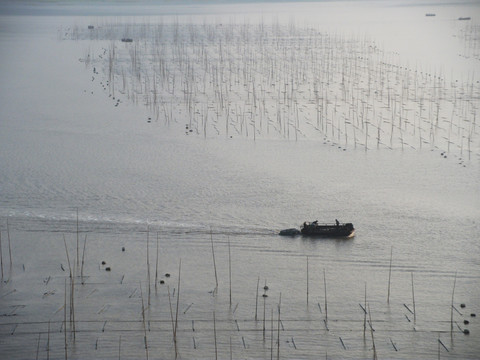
(458, 17), (471, 20)
(121, 38), (133, 42)
(279, 220), (355, 238)
(425, 13), (436, 17)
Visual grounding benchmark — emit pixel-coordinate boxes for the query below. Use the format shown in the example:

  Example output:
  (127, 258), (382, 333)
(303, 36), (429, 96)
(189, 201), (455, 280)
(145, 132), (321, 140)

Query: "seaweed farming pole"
(306, 256), (309, 306)
(255, 276), (260, 321)
(139, 282), (149, 360)
(0, 231), (3, 280)
(64, 278), (68, 360)
(323, 269), (328, 323)
(451, 271), (457, 335)
(146, 228), (151, 306)
(174, 259), (182, 353)
(228, 239), (232, 307)
(168, 286), (177, 357)
(368, 304), (378, 360)
(210, 228), (218, 292)
(387, 246), (393, 303)
(270, 308), (274, 360)
(71, 261), (76, 340)
(411, 272), (416, 324)
(363, 282), (367, 339)
(7, 218), (12, 270)
(213, 311), (218, 360)
(155, 232), (159, 291)
(76, 208), (79, 269)
(81, 234), (87, 285)
(277, 293), (281, 360)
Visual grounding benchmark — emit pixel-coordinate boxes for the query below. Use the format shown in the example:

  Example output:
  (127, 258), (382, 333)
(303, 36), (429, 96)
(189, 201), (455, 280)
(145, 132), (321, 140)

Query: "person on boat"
(335, 219), (339, 226)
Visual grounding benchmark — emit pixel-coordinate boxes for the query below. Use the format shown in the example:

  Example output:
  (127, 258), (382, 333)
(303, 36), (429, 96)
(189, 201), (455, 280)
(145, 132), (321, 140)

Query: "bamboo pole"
(213, 311), (218, 360)
(147, 228), (151, 306)
(118, 335), (122, 360)
(387, 246), (393, 303)
(168, 286), (177, 356)
(306, 256), (309, 306)
(64, 278), (68, 360)
(277, 293), (281, 360)
(263, 292), (266, 341)
(271, 308), (274, 360)
(323, 269), (328, 324)
(174, 259), (182, 354)
(47, 320), (50, 360)
(139, 281), (149, 360)
(7, 218), (12, 270)
(155, 232), (159, 291)
(363, 282), (367, 339)
(81, 234), (87, 284)
(36, 333), (41, 360)
(210, 229), (218, 292)
(228, 239), (232, 307)
(71, 261), (76, 340)
(255, 276), (260, 321)
(368, 304), (377, 360)
(411, 272), (416, 324)
(76, 208), (79, 270)
(451, 271), (457, 335)
(0, 231), (3, 280)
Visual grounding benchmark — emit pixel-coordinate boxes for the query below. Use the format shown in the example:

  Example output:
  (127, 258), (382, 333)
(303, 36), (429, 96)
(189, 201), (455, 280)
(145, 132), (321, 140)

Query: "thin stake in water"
(255, 276), (260, 321)
(0, 231), (4, 280)
(306, 256), (309, 306)
(323, 269), (328, 324)
(451, 271), (457, 335)
(411, 272), (416, 323)
(7, 218), (12, 271)
(210, 229), (218, 292)
(228, 239), (232, 307)
(387, 246), (393, 303)
(155, 232), (159, 290)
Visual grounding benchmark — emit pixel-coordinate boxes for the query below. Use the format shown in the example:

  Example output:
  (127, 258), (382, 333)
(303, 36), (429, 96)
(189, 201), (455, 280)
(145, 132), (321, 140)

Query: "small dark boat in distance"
(301, 220), (355, 238)
(279, 228), (301, 236)
(279, 220), (355, 238)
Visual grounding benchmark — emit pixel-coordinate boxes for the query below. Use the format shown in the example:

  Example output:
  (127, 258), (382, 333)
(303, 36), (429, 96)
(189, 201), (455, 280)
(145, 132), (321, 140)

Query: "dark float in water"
(280, 220), (355, 238)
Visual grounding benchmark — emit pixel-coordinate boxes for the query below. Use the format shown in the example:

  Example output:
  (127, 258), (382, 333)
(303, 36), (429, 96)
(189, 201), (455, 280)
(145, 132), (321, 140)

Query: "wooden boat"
(300, 220), (355, 238)
(279, 220), (355, 238)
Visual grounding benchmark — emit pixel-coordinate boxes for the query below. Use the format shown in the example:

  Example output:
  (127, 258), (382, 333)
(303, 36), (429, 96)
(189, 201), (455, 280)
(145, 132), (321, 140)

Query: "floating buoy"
(160, 280), (165, 284)
(464, 320), (469, 325)
(122, 247), (125, 252)
(262, 294), (268, 298)
(165, 273), (170, 278)
(471, 313), (476, 317)
(463, 329), (470, 335)
(101, 261), (106, 265)
(263, 285), (269, 291)
(461, 303), (466, 308)
(105, 267), (111, 271)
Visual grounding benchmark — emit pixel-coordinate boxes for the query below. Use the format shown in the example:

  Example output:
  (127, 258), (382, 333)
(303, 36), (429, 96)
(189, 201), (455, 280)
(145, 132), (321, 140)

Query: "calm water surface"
(0, 1), (479, 359)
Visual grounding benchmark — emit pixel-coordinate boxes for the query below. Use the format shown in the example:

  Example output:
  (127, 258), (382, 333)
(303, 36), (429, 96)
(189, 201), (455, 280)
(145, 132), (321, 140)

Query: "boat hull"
(300, 222), (355, 238)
